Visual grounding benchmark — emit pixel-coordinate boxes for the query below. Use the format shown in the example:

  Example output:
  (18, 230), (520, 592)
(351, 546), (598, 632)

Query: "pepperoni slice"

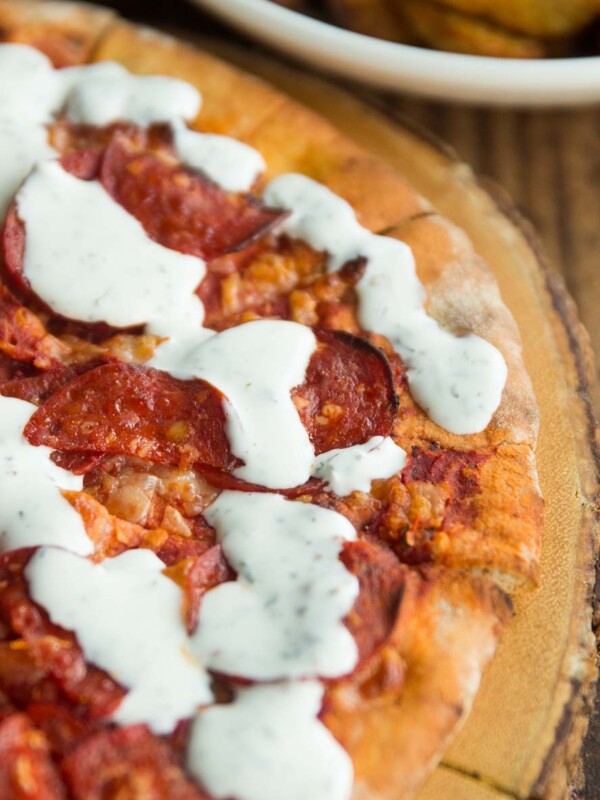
(100, 132), (284, 261)
(0, 284), (67, 368)
(24, 363), (235, 472)
(0, 357), (111, 405)
(341, 538), (409, 667)
(0, 551), (125, 720)
(0, 713), (66, 800)
(26, 702), (94, 760)
(294, 329), (398, 455)
(62, 725), (210, 800)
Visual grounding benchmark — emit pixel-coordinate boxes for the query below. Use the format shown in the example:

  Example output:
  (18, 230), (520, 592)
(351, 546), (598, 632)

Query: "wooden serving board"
(202, 44), (600, 800)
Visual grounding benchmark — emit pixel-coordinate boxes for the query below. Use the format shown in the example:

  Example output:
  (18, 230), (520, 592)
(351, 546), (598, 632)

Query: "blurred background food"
(273, 0), (600, 57)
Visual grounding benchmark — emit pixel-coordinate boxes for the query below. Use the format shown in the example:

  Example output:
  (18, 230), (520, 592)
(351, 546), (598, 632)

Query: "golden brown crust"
(0, 0), (113, 65)
(325, 570), (512, 800)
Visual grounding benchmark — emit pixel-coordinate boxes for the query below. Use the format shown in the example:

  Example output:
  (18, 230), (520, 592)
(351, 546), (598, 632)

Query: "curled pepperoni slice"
(164, 545), (233, 633)
(62, 725), (210, 800)
(341, 538), (410, 668)
(1, 357), (111, 405)
(0, 713), (66, 800)
(294, 329), (399, 455)
(100, 132), (284, 261)
(24, 363), (235, 472)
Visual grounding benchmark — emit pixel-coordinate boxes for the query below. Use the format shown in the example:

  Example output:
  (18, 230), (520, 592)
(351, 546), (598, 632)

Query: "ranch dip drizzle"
(62, 62), (201, 127)
(0, 397), (91, 555)
(16, 161), (206, 337)
(187, 681), (354, 800)
(150, 320), (317, 489)
(0, 46), (58, 218)
(26, 547), (213, 734)
(312, 435), (407, 496)
(171, 119), (266, 192)
(192, 491), (358, 680)
(263, 173), (508, 435)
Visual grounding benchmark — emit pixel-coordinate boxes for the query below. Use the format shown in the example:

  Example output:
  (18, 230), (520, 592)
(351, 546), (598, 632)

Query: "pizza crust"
(0, 0), (113, 65)
(325, 569), (512, 800)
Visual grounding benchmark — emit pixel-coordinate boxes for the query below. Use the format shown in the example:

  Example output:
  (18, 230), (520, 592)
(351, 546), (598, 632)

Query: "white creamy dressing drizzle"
(312, 435), (407, 496)
(25, 547), (213, 733)
(0, 122), (55, 221)
(187, 682), (353, 800)
(171, 119), (266, 192)
(16, 161), (206, 337)
(62, 62), (201, 126)
(193, 491), (358, 680)
(0, 45), (58, 218)
(264, 173), (507, 435)
(0, 397), (91, 555)
(150, 320), (317, 489)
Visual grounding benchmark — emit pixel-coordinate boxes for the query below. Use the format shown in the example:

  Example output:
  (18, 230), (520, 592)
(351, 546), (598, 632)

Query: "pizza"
(0, 2), (543, 799)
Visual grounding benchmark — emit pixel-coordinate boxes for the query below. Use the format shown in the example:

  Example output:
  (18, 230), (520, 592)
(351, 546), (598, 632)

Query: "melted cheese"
(312, 435), (407, 496)
(264, 173), (507, 435)
(26, 547), (213, 733)
(192, 491), (358, 680)
(150, 320), (317, 489)
(187, 682), (353, 800)
(0, 397), (90, 555)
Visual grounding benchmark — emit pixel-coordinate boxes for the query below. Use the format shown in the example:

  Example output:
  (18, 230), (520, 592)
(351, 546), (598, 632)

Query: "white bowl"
(191, 0), (600, 106)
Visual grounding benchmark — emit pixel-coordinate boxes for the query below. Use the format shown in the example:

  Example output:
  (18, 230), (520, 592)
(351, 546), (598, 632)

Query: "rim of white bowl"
(192, 0), (600, 106)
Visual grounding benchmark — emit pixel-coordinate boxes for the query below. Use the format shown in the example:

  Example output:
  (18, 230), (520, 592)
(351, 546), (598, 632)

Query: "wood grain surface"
(63, 1), (600, 796)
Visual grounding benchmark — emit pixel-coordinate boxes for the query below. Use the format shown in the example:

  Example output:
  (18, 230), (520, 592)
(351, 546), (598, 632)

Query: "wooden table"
(83, 1), (600, 795)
